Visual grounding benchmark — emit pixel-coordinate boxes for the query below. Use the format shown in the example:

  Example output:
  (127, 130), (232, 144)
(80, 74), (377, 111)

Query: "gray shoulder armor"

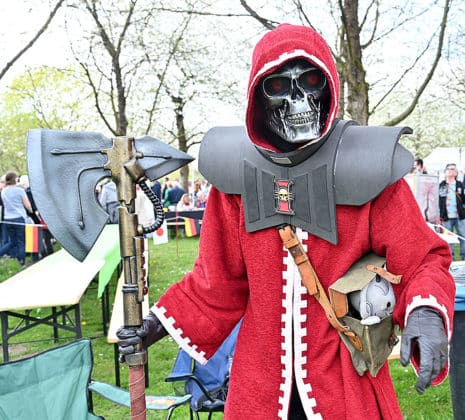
(199, 121), (413, 243)
(334, 124), (413, 204)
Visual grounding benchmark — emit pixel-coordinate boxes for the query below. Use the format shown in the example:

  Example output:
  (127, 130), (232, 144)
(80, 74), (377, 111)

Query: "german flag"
(184, 217), (200, 237)
(25, 225), (40, 253)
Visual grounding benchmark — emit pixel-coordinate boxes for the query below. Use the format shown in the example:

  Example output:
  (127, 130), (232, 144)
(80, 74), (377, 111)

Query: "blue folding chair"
(166, 320), (242, 420)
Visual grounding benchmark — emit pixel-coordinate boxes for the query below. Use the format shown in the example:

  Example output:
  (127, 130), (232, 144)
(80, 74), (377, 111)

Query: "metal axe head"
(27, 129), (193, 261)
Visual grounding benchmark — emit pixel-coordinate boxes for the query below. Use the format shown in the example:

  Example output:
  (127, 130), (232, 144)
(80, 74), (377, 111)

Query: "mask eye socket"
(299, 69), (326, 91)
(262, 76), (291, 97)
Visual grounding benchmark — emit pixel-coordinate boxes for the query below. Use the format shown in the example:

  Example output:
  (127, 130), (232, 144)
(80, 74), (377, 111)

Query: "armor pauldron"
(199, 121), (413, 244)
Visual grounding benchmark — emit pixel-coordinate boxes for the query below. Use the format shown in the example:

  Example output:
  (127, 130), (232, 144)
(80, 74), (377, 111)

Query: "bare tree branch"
(239, 0), (277, 30)
(359, 0), (379, 49)
(370, 36), (432, 116)
(145, 14), (193, 134)
(370, 4), (433, 45)
(79, 60), (116, 135)
(152, 6), (252, 18)
(0, 0), (66, 80)
(384, 0), (451, 126)
(291, 0), (317, 31)
(81, 0), (138, 135)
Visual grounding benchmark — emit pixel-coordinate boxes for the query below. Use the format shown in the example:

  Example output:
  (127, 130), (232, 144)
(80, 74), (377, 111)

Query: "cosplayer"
(118, 24), (455, 419)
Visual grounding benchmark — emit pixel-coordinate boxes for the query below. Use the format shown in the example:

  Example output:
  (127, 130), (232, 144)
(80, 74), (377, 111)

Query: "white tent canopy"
(423, 147), (465, 177)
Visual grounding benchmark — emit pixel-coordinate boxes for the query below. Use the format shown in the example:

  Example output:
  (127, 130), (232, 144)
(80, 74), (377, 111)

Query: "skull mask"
(260, 59), (328, 144)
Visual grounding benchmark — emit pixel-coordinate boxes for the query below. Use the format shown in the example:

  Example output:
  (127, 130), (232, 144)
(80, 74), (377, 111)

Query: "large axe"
(27, 129), (193, 419)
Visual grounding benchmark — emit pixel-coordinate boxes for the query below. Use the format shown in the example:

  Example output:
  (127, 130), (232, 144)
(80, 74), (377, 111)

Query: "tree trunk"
(172, 95), (190, 192)
(340, 0), (369, 124)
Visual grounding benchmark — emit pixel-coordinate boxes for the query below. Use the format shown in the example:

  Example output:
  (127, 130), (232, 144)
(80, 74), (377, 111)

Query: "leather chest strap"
(278, 224), (363, 351)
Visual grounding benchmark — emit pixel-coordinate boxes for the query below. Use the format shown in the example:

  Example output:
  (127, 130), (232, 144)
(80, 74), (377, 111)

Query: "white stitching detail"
(293, 229), (322, 419)
(152, 304), (208, 365)
(405, 294), (452, 340)
(278, 240), (295, 419)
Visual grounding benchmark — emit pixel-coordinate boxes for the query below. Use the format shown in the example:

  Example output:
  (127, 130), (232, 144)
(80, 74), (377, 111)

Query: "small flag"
(153, 220), (168, 245)
(25, 224), (40, 253)
(184, 217), (200, 237)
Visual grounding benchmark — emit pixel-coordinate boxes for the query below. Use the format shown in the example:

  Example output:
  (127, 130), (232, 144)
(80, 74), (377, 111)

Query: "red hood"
(246, 24), (340, 151)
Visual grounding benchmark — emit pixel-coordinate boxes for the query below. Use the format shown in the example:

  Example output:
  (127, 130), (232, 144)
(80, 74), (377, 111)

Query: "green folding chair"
(0, 339), (191, 420)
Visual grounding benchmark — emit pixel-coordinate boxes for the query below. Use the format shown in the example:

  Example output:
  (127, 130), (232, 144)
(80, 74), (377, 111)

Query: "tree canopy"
(1, 0), (465, 180)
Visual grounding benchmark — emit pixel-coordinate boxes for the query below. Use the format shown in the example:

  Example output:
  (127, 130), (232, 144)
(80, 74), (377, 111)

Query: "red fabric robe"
(154, 180), (454, 419)
(152, 24), (455, 419)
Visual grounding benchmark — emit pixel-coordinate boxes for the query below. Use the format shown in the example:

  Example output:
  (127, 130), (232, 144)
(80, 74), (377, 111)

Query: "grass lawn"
(0, 236), (453, 419)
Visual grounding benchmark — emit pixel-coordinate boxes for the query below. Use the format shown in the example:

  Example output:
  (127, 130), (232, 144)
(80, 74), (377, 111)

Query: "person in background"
(194, 191), (208, 209)
(200, 179), (211, 197)
(414, 158), (428, 174)
(0, 175), (9, 248)
(18, 174), (40, 262)
(0, 172), (33, 266)
(161, 176), (170, 202)
(19, 175), (54, 259)
(162, 181), (173, 208)
(164, 181), (185, 209)
(176, 193), (194, 211)
(151, 179), (162, 203)
(150, 179), (162, 220)
(192, 180), (201, 199)
(439, 163), (465, 260)
(99, 179), (119, 224)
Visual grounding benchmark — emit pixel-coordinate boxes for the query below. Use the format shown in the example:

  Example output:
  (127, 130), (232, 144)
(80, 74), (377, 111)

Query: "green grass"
(0, 236), (453, 419)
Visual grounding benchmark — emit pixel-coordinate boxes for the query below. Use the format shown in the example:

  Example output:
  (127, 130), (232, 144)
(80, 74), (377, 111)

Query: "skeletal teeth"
(286, 111), (312, 123)
(286, 111), (314, 125)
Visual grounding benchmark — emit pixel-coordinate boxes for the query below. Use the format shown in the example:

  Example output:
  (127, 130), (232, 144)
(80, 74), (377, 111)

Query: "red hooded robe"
(153, 24), (455, 419)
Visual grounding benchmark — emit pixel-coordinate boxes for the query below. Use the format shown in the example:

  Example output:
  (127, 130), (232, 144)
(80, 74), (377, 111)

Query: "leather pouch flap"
(329, 253), (386, 317)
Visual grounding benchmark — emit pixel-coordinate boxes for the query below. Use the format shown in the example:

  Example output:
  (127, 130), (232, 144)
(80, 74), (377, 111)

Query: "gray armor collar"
(199, 121), (413, 244)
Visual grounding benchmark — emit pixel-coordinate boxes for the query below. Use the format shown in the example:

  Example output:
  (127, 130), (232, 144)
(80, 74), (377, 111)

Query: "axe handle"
(105, 136), (154, 420)
(129, 365), (147, 419)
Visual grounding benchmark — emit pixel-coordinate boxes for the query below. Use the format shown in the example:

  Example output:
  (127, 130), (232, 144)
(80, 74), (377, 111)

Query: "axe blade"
(135, 136), (194, 181)
(27, 129), (112, 262)
(27, 130), (194, 262)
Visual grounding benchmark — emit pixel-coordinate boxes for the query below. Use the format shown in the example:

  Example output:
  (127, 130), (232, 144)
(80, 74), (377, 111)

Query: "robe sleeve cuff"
(152, 304), (208, 365)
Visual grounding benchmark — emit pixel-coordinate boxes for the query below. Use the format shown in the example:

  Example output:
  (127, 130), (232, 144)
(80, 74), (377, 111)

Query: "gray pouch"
(329, 253), (400, 377)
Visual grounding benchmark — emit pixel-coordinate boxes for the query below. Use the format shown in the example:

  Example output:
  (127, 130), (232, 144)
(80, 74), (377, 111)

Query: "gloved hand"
(117, 311), (168, 357)
(400, 306), (448, 394)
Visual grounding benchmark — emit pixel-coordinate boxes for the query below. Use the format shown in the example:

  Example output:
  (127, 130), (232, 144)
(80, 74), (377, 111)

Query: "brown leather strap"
(366, 264), (402, 284)
(279, 227), (318, 295)
(278, 225), (363, 351)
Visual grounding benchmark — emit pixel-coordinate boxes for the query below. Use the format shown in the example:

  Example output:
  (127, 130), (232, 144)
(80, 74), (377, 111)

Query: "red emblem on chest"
(274, 179), (295, 215)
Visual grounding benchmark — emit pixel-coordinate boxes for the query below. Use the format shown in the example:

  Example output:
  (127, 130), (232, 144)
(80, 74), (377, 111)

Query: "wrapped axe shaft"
(103, 136), (149, 419)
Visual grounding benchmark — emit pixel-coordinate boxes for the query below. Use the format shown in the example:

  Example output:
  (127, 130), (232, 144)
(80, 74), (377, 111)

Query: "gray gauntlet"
(400, 306), (448, 394)
(116, 311), (168, 356)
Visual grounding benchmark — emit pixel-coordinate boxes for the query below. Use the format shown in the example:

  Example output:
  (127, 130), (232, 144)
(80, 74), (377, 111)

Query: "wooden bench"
(0, 225), (120, 363)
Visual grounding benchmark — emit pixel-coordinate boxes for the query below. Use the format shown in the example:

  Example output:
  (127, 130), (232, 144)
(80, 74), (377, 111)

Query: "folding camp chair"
(166, 320), (242, 420)
(0, 339), (191, 420)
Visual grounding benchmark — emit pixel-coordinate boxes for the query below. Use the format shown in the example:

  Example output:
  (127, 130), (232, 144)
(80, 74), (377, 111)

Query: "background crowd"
(410, 158), (465, 261)
(0, 172), (211, 268)
(0, 171), (53, 266)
